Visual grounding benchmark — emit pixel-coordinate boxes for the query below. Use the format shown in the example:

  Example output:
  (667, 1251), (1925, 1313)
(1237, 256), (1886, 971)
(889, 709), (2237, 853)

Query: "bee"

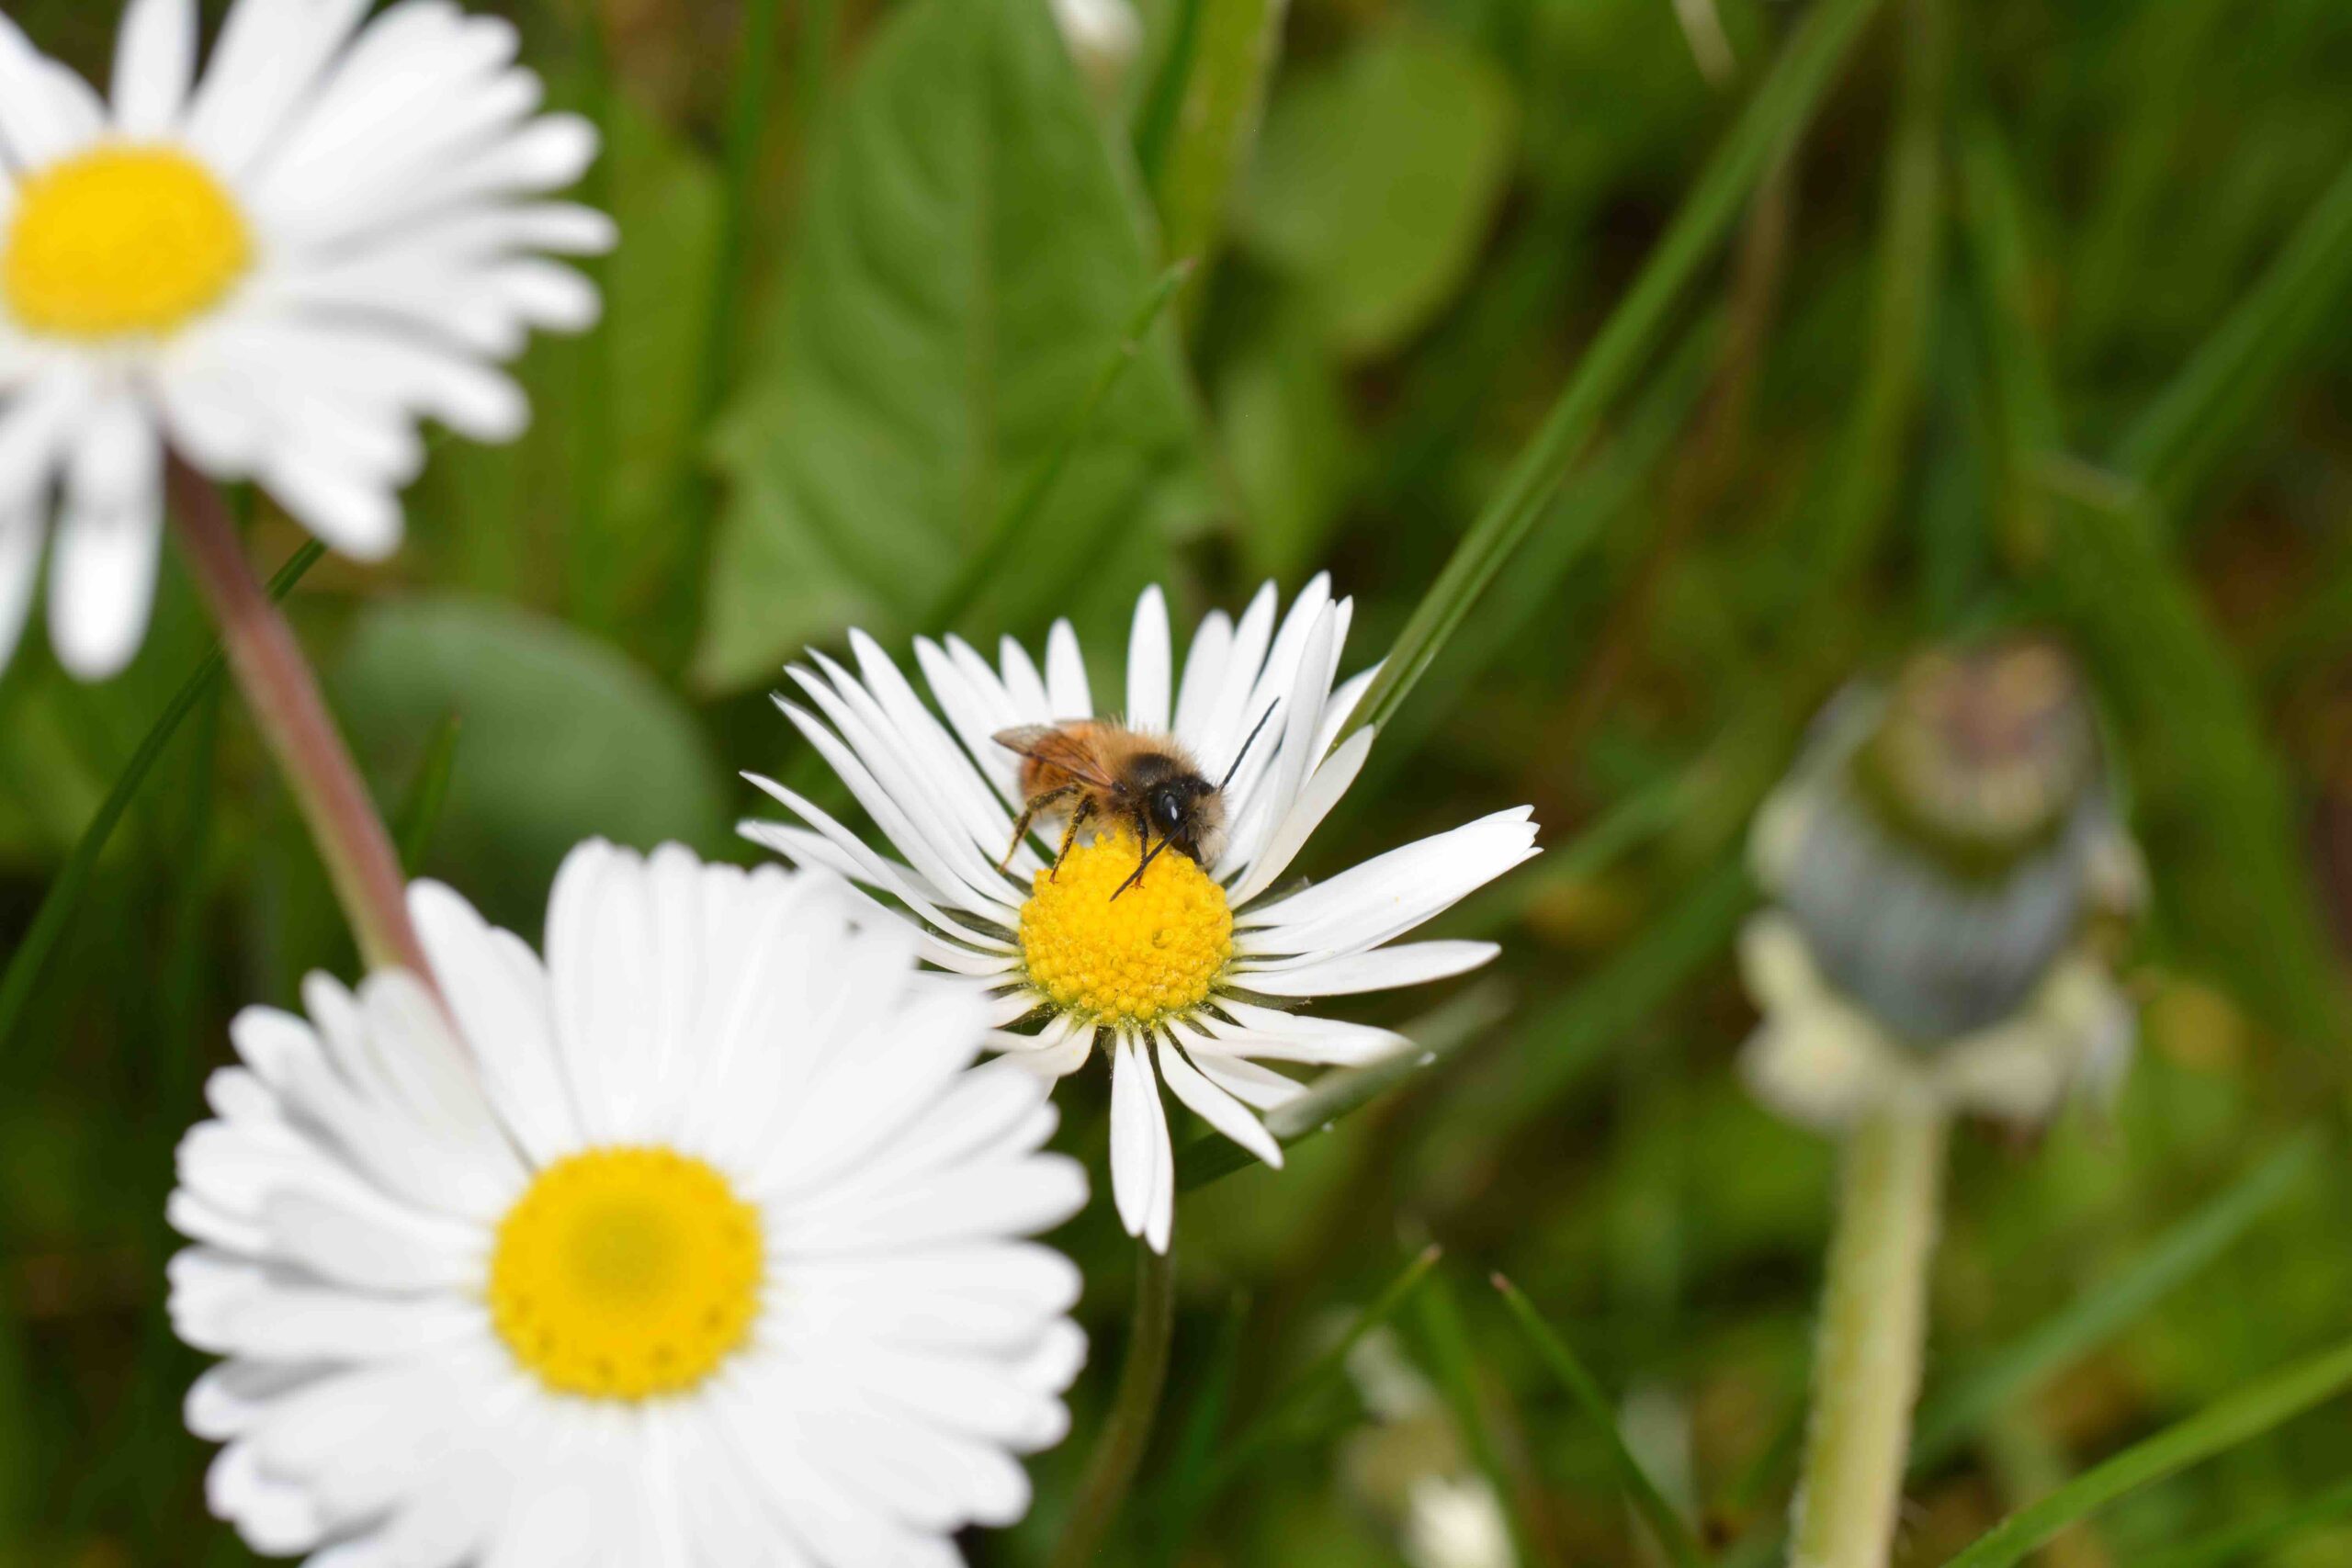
(993, 705), (1277, 898)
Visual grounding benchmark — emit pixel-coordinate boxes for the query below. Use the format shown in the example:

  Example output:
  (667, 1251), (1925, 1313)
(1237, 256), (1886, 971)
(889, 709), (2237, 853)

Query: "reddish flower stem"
(165, 456), (428, 980)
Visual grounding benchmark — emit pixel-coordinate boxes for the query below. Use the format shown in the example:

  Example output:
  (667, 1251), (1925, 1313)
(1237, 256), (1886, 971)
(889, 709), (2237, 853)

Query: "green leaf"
(1216, 304), (1363, 581)
(1237, 20), (1517, 356)
(1911, 1133), (2322, 1470)
(1342, 0), (1886, 744)
(334, 598), (728, 933)
(1494, 1274), (1711, 1568)
(0, 542), (325, 1058)
(1939, 1332), (2352, 1568)
(695, 0), (1212, 690)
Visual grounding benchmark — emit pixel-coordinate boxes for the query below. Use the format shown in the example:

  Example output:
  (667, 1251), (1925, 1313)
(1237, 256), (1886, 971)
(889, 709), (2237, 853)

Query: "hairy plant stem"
(1789, 1104), (1949, 1568)
(1049, 1240), (1177, 1568)
(165, 457), (427, 980)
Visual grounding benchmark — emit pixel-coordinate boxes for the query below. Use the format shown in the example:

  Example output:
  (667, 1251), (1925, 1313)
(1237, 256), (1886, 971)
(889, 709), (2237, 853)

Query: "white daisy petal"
(1238, 807), (1540, 956)
(1195, 580), (1278, 768)
(185, 0), (372, 175)
(1221, 601), (1336, 877)
(49, 398), (163, 680)
(998, 632), (1054, 719)
(112, 0), (197, 134)
(1045, 618), (1091, 718)
(0, 16), (87, 167)
(1126, 584), (1172, 731)
(1240, 939), (1502, 997)
(1170, 608), (1233, 745)
(1227, 726), (1374, 906)
(1158, 1035), (1283, 1168)
(174, 840), (1083, 1564)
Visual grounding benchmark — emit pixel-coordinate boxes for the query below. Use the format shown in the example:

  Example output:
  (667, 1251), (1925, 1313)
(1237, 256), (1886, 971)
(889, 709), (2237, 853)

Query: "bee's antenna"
(1218, 703), (1281, 793)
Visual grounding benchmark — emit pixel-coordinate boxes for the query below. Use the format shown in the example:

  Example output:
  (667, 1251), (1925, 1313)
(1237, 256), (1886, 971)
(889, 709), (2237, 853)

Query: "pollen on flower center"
(489, 1147), (762, 1401)
(3, 146), (252, 340)
(1019, 828), (1233, 1027)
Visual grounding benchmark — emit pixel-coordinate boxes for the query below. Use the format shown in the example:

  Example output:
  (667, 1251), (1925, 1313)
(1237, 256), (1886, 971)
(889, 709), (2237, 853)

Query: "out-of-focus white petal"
(112, 0), (197, 134)
(48, 399), (162, 680)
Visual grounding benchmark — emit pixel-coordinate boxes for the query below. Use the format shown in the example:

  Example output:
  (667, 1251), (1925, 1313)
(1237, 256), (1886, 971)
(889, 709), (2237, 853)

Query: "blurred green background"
(4, 0), (2352, 1562)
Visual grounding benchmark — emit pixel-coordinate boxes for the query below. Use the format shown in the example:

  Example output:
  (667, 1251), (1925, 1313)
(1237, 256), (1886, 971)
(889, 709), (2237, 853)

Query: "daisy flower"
(169, 840), (1088, 1565)
(742, 577), (1540, 1252)
(0, 0), (611, 678)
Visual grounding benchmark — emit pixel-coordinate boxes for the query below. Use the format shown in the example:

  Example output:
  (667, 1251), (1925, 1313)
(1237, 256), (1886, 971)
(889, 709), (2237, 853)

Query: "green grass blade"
(1177, 979), (1511, 1191)
(1495, 1274), (1711, 1568)
(1132, 0), (1204, 186)
(1194, 1244), (1444, 1501)
(2137, 1474), (2352, 1568)
(1940, 1332), (2352, 1568)
(1145, 1289), (1251, 1568)
(0, 540), (326, 1055)
(1416, 1268), (1544, 1568)
(1340, 0), (1885, 743)
(1911, 1133), (2322, 1470)
(1148, 0), (1284, 276)
(2114, 155), (2352, 513)
(1815, 0), (1946, 581)
(697, 0), (783, 427)
(393, 713), (464, 874)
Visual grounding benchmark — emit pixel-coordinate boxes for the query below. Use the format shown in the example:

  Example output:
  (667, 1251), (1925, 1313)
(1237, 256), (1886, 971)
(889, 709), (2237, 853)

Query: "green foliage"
(335, 599), (728, 932)
(1237, 20), (1516, 357)
(695, 0), (1213, 689)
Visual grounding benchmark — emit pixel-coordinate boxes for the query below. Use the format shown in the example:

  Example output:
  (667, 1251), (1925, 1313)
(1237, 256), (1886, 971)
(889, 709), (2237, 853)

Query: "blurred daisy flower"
(170, 840), (1087, 1564)
(0, 0), (611, 678)
(1740, 639), (2144, 1131)
(744, 577), (1539, 1252)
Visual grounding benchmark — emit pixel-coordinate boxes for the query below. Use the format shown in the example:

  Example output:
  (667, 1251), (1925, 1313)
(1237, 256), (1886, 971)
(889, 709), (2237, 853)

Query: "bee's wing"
(992, 725), (1119, 788)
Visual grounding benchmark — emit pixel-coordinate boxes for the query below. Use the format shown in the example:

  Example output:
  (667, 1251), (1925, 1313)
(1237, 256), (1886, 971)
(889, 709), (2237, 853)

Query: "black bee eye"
(1153, 788), (1185, 829)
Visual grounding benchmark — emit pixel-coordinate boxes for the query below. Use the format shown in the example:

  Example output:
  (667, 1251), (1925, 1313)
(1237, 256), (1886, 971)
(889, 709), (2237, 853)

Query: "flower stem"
(1050, 1239), (1177, 1568)
(1789, 1103), (1949, 1568)
(164, 457), (427, 979)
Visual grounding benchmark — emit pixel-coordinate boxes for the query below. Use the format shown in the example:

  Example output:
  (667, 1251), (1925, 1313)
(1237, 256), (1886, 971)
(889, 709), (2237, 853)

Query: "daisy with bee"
(747, 578), (1539, 1251)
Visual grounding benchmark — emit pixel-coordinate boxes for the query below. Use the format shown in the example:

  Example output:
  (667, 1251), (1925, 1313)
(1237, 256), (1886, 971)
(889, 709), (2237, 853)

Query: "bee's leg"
(1000, 786), (1075, 873)
(1105, 827), (1170, 902)
(1049, 796), (1095, 880)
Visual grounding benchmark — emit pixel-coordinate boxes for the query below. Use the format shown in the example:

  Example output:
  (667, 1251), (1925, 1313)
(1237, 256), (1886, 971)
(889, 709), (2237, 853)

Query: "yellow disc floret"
(489, 1147), (763, 1401)
(4, 146), (252, 340)
(1019, 828), (1233, 1027)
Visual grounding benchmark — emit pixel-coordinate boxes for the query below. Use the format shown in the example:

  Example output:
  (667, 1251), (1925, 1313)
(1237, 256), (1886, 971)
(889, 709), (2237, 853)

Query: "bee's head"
(1148, 777), (1226, 865)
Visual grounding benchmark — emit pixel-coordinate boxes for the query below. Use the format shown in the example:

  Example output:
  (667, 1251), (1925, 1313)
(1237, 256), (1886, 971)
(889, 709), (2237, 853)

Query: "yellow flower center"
(488, 1147), (762, 1401)
(3, 146), (252, 340)
(1019, 828), (1233, 1027)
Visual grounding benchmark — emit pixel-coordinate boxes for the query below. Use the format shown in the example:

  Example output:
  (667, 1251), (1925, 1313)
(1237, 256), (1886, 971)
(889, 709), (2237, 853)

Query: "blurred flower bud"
(1050, 0), (1143, 101)
(1740, 639), (2143, 1131)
